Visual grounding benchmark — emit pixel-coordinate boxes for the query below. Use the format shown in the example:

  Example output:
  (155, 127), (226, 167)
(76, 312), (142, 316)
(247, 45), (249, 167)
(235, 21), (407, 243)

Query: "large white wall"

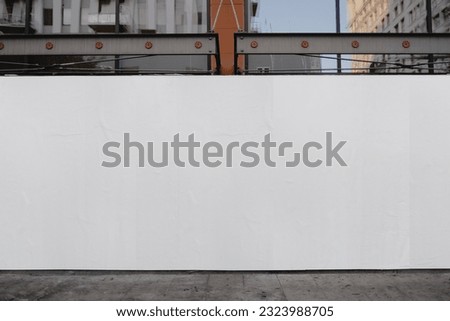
(0, 76), (449, 270)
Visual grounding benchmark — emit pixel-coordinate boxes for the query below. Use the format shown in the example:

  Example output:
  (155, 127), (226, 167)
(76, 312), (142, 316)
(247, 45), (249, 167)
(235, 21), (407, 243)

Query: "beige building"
(348, 0), (450, 72)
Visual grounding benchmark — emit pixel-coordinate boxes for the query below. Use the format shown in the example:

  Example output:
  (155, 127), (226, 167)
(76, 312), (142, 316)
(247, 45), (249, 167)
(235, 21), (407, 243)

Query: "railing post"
(115, 0), (121, 73)
(335, 0), (342, 74)
(426, 0), (434, 74)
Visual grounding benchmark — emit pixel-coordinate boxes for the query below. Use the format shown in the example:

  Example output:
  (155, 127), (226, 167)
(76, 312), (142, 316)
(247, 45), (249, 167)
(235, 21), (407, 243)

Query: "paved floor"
(1, 270), (449, 301)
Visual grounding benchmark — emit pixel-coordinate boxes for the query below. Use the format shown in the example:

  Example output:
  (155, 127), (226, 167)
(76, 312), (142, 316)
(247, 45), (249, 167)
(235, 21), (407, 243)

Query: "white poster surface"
(0, 76), (449, 270)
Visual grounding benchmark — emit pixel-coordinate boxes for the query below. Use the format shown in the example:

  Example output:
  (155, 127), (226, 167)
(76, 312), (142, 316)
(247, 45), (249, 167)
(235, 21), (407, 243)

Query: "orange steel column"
(210, 0), (245, 75)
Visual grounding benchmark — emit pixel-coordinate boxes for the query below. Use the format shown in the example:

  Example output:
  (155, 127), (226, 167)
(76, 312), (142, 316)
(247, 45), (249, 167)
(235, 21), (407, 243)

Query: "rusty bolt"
(301, 41), (309, 49)
(195, 41), (203, 49)
(0, 42), (4, 50)
(402, 40), (411, 49)
(250, 40), (258, 48)
(45, 42), (54, 50)
(351, 40), (360, 49)
(145, 41), (153, 49)
(95, 41), (103, 50)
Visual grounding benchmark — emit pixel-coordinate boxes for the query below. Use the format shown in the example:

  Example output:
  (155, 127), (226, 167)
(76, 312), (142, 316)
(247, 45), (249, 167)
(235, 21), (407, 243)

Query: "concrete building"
(348, 0), (450, 72)
(0, 0), (208, 34)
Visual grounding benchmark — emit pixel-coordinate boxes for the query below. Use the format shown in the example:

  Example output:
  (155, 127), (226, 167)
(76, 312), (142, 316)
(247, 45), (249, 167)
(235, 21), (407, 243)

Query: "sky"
(255, 0), (350, 71)
(256, 0), (348, 33)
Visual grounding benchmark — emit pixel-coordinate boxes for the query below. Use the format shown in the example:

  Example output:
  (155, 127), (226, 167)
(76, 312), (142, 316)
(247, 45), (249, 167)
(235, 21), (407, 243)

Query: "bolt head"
(195, 41), (203, 49)
(145, 41), (153, 49)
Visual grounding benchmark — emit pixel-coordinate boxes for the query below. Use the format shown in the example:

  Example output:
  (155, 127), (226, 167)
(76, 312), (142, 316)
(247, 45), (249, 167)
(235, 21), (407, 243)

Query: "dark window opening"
(44, 8), (53, 26)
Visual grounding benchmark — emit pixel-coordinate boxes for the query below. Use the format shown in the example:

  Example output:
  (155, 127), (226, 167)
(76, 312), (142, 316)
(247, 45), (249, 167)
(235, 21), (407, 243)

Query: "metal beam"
(0, 34), (220, 57)
(235, 33), (450, 55)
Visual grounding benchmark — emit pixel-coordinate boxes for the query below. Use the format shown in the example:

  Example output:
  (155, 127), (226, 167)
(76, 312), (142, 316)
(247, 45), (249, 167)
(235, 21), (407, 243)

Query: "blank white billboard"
(0, 76), (449, 270)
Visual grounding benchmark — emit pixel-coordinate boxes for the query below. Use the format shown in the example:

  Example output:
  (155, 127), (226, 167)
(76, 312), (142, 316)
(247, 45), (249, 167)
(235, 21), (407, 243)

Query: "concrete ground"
(1, 270), (449, 301)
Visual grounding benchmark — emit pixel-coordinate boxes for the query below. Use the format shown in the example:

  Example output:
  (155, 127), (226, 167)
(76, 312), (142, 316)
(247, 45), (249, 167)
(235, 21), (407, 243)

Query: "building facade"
(0, 0), (209, 34)
(348, 0), (450, 72)
(0, 0), (263, 74)
(0, 0), (322, 74)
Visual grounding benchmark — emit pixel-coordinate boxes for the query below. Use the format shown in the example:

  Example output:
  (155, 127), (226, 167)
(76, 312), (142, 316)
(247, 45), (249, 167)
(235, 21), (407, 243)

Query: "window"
(44, 8), (53, 26)
(98, 0), (124, 13)
(63, 0), (71, 26)
(99, 0), (111, 12)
